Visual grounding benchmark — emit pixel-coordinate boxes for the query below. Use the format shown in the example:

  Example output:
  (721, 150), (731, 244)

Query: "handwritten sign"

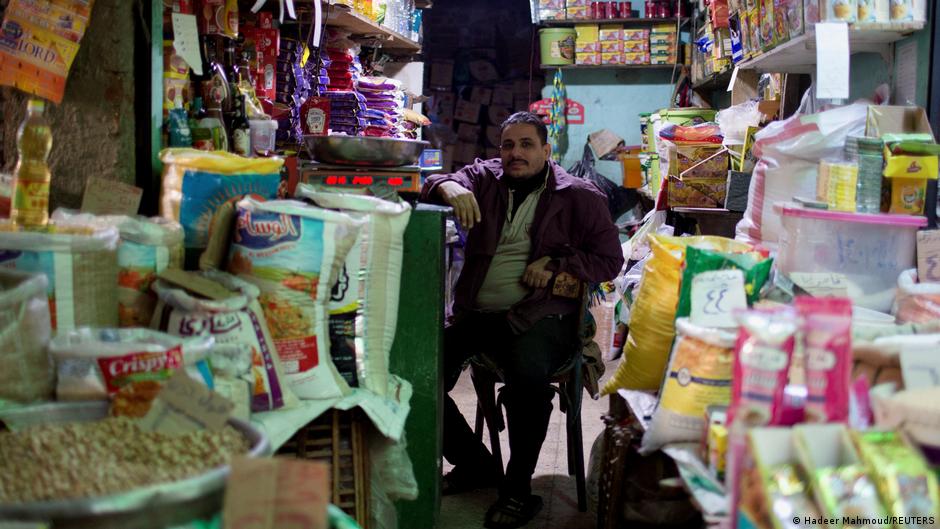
(140, 370), (233, 435)
(900, 347), (940, 390)
(172, 13), (203, 76)
(223, 457), (329, 529)
(80, 177), (142, 216)
(917, 230), (940, 284)
(690, 269), (747, 328)
(790, 272), (850, 298)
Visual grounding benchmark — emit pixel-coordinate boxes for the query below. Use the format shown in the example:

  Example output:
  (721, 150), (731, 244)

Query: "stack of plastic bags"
(357, 76), (405, 138)
(325, 91), (367, 136)
(274, 37), (308, 146)
(325, 46), (362, 92)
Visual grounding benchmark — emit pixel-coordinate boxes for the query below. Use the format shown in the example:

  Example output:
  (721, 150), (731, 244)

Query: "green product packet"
(675, 245), (774, 319)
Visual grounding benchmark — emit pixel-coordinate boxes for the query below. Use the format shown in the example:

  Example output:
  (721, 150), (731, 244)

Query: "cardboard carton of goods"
(599, 25), (622, 41)
(575, 24), (600, 52)
(622, 29), (650, 41)
(867, 106), (938, 215)
(649, 32), (678, 45)
(600, 51), (624, 65)
(576, 52), (601, 65)
(622, 52), (650, 65)
(823, 0), (858, 21)
(623, 39), (650, 53)
(600, 40), (623, 53)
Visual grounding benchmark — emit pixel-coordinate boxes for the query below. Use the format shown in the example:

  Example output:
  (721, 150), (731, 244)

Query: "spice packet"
(853, 431), (940, 526)
(765, 464), (824, 529)
(814, 465), (890, 527)
(729, 307), (798, 427)
(795, 296), (853, 423)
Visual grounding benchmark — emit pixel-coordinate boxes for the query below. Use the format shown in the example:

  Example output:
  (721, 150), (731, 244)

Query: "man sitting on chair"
(420, 111), (624, 529)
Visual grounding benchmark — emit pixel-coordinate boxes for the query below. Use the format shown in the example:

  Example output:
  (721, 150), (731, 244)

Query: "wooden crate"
(277, 409), (370, 528)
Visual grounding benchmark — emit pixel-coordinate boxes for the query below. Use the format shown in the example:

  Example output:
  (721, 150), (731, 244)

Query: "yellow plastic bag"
(601, 234), (753, 393)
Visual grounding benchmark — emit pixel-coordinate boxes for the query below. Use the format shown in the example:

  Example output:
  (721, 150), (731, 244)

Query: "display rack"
(291, 1), (422, 53)
(540, 17), (689, 27)
(737, 23), (924, 74)
(692, 67), (732, 91)
(541, 63), (681, 70)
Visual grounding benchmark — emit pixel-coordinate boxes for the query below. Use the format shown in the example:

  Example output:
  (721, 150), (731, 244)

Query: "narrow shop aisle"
(440, 362), (613, 529)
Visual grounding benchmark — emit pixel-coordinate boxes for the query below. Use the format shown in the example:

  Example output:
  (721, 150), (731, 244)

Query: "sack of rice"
(295, 185), (412, 397)
(0, 220), (118, 331)
(0, 269), (53, 402)
(227, 197), (365, 400)
(151, 270), (299, 412)
(51, 210), (184, 327)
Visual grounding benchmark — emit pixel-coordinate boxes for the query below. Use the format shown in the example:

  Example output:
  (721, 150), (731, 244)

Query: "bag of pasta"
(227, 197), (365, 400)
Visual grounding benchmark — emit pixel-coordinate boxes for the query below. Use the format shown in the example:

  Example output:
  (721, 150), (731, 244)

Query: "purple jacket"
(421, 158), (624, 333)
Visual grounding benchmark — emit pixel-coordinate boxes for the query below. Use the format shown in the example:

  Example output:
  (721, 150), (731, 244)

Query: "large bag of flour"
(295, 185), (412, 398)
(227, 197), (364, 400)
(0, 221), (118, 331)
(151, 270), (300, 412)
(0, 269), (53, 403)
(52, 210), (184, 328)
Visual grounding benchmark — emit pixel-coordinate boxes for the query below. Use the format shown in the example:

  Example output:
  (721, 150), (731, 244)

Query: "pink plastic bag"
(728, 307), (798, 427)
(795, 296), (853, 423)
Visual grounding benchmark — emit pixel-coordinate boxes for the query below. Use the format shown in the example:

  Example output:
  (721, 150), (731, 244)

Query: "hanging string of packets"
(549, 68), (567, 162)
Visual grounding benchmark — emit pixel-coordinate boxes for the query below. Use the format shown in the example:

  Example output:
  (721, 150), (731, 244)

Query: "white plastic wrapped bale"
(0, 269), (53, 403)
(227, 197), (365, 400)
(151, 270), (300, 413)
(0, 220), (118, 331)
(640, 318), (737, 455)
(49, 328), (214, 401)
(51, 210), (184, 328)
(895, 269), (940, 324)
(295, 185), (412, 398)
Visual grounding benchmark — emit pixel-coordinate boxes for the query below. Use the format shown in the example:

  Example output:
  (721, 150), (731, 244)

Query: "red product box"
(244, 23), (279, 100)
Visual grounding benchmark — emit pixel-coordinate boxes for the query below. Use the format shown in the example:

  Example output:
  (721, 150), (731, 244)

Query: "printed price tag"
(690, 269), (747, 328)
(223, 457), (329, 529)
(789, 272), (849, 298)
(900, 347), (940, 390)
(80, 177), (142, 216)
(140, 370), (233, 435)
(917, 230), (940, 284)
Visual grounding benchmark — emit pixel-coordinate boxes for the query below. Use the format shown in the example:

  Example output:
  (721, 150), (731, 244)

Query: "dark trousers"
(442, 311), (574, 497)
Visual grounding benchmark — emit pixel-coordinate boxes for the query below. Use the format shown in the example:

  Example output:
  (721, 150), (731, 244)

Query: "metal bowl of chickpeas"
(0, 401), (269, 528)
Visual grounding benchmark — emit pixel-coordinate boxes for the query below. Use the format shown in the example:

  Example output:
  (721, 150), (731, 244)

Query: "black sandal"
(483, 494), (543, 529)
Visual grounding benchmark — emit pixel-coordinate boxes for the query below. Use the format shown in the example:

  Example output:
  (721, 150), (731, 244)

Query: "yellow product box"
(622, 28), (650, 40)
(576, 40), (600, 52)
(651, 43), (678, 54)
(600, 51), (624, 65)
(576, 52), (602, 65)
(566, 6), (590, 19)
(622, 51), (650, 64)
(623, 39), (650, 52)
(600, 40), (623, 53)
(707, 423), (728, 480)
(575, 24), (600, 52)
(651, 23), (676, 33)
(649, 32), (678, 45)
(566, 0), (590, 7)
(887, 177), (929, 215)
(651, 57), (678, 65)
(599, 25), (622, 41)
(883, 151), (939, 180)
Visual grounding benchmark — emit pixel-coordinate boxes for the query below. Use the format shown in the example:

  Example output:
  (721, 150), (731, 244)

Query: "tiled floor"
(439, 362), (614, 529)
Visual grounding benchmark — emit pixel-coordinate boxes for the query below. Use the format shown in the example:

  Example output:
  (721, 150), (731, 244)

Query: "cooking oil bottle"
(10, 99), (53, 227)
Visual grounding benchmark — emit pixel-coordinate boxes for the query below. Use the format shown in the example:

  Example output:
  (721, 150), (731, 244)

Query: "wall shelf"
(692, 67), (733, 90)
(291, 1), (422, 53)
(737, 23), (924, 73)
(540, 63), (681, 70)
(541, 17), (689, 27)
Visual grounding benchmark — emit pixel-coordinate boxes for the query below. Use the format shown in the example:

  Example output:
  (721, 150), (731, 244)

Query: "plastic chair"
(469, 295), (589, 512)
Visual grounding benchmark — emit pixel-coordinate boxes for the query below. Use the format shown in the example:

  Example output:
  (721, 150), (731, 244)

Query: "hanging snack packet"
(227, 197), (364, 400)
(795, 296), (853, 423)
(853, 431), (940, 527)
(729, 307), (798, 427)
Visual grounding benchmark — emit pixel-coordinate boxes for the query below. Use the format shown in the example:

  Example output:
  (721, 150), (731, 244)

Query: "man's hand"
(522, 256), (554, 289)
(438, 181), (482, 229)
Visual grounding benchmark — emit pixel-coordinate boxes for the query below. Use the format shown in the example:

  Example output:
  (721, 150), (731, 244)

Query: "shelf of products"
(541, 63), (681, 70)
(319, 3), (422, 53)
(737, 23), (924, 74)
(692, 67), (733, 90)
(541, 17), (689, 27)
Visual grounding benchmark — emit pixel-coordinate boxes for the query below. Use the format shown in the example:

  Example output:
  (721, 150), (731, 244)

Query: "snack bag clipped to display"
(227, 197), (364, 400)
(728, 307), (798, 427)
(853, 431), (940, 527)
(602, 234), (754, 394)
(675, 245), (773, 319)
(49, 328), (214, 401)
(151, 270), (299, 412)
(295, 186), (412, 398)
(640, 318), (736, 454)
(795, 296), (853, 423)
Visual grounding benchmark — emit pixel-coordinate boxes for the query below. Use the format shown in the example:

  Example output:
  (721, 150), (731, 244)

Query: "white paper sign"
(816, 23), (850, 100)
(900, 348), (940, 390)
(172, 13), (203, 76)
(727, 66), (739, 92)
(690, 269), (748, 328)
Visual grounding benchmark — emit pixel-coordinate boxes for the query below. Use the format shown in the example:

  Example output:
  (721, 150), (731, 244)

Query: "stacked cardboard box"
(599, 25), (623, 65)
(565, 0), (590, 20)
(649, 24), (678, 65)
(538, 0), (566, 21)
(575, 24), (600, 65)
(622, 28), (650, 65)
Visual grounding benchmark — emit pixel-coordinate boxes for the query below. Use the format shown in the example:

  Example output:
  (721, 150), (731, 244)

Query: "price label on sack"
(139, 370), (233, 435)
(917, 230), (940, 284)
(690, 269), (748, 328)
